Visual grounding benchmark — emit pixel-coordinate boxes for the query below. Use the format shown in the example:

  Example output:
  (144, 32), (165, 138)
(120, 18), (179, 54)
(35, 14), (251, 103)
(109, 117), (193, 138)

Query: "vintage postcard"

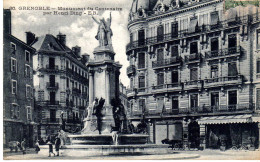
(3, 0), (260, 160)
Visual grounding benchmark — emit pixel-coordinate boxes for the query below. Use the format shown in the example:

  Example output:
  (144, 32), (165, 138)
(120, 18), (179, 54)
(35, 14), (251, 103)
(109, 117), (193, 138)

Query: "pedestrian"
(35, 140), (40, 154)
(55, 135), (61, 156)
(47, 141), (55, 157)
(21, 139), (26, 154)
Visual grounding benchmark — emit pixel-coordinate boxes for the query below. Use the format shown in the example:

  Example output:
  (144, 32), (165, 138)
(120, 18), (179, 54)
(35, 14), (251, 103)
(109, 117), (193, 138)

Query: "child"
(47, 141), (55, 157)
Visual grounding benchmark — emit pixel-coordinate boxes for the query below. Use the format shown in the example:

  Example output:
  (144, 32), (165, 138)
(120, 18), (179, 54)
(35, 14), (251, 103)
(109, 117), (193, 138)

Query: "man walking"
(47, 141), (55, 157)
(21, 139), (26, 154)
(55, 136), (61, 156)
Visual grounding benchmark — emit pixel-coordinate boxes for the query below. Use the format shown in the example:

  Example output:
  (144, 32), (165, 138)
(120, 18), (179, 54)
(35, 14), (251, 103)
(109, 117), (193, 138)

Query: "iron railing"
(152, 56), (182, 68)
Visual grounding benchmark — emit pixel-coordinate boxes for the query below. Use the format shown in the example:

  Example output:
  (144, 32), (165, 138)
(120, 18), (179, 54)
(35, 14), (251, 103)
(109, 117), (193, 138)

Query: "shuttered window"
(157, 73), (164, 85)
(157, 97), (164, 110)
(138, 53), (145, 69)
(138, 76), (145, 88)
(138, 30), (145, 46)
(190, 68), (198, 81)
(188, 17), (198, 33)
(190, 94), (198, 108)
(157, 25), (164, 42)
(139, 99), (145, 111)
(257, 89), (260, 110)
(171, 22), (178, 38)
(171, 45), (178, 57)
(210, 11), (219, 25)
(257, 60), (260, 73)
(228, 62), (238, 76)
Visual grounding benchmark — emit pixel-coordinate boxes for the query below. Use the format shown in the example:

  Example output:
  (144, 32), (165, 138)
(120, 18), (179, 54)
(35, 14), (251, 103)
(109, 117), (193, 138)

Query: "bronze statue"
(92, 12), (113, 47)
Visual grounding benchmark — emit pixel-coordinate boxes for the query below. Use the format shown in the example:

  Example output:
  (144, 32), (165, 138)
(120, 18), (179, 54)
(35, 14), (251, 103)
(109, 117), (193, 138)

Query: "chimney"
(82, 54), (90, 64)
(4, 9), (11, 34)
(25, 31), (36, 45)
(72, 46), (81, 57)
(57, 32), (66, 47)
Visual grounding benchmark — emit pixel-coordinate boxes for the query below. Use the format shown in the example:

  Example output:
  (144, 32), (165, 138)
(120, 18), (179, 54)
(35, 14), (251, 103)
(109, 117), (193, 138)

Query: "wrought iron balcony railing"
(46, 82), (59, 90)
(152, 56), (182, 68)
(37, 100), (60, 106)
(46, 65), (59, 70)
(204, 75), (243, 88)
(42, 118), (60, 124)
(205, 46), (241, 60)
(127, 65), (136, 76)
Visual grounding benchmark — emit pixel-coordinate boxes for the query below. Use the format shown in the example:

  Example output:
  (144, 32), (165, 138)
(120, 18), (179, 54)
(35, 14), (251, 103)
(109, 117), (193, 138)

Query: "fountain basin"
(68, 134), (149, 145)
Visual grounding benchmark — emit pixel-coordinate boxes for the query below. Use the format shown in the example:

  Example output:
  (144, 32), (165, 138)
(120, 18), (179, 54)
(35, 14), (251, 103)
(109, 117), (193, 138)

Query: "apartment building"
(32, 33), (89, 140)
(3, 9), (37, 147)
(126, 0), (260, 149)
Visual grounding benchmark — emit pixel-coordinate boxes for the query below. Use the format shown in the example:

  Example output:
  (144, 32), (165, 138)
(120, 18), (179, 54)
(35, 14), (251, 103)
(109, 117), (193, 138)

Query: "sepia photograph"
(2, 0), (260, 160)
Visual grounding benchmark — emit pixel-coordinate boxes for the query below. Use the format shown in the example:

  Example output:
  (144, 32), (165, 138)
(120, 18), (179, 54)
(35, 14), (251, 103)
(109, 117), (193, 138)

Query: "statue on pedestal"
(92, 12), (113, 47)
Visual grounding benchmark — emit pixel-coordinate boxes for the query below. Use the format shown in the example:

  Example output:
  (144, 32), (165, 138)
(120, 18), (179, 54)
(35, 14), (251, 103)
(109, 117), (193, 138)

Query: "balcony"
(72, 88), (81, 95)
(152, 82), (183, 94)
(42, 118), (60, 124)
(46, 82), (59, 90)
(127, 65), (136, 76)
(152, 56), (182, 69)
(179, 103), (253, 115)
(45, 65), (59, 72)
(184, 80), (203, 91)
(204, 75), (243, 89)
(66, 118), (81, 124)
(205, 46), (241, 61)
(127, 88), (136, 98)
(185, 53), (201, 65)
(37, 100), (60, 106)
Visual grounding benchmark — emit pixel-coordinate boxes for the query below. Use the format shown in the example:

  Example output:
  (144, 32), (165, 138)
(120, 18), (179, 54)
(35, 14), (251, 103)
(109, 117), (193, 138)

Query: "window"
(50, 92), (56, 105)
(211, 38), (219, 52)
(27, 106), (32, 121)
(157, 25), (164, 42)
(157, 97), (164, 111)
(49, 57), (55, 69)
(26, 85), (31, 98)
(171, 71), (178, 83)
(38, 90), (44, 101)
(138, 76), (145, 88)
(228, 34), (237, 49)
(257, 29), (260, 49)
(138, 53), (145, 69)
(211, 92), (219, 107)
(25, 50), (30, 62)
(210, 11), (219, 29)
(257, 60), (260, 73)
(211, 65), (218, 78)
(11, 104), (19, 119)
(49, 75), (55, 87)
(157, 73), (164, 85)
(190, 42), (198, 54)
(11, 43), (16, 55)
(25, 64), (30, 77)
(257, 89), (260, 110)
(11, 80), (17, 94)
(171, 45), (178, 57)
(188, 16), (198, 33)
(138, 99), (145, 111)
(172, 96), (179, 114)
(171, 22), (178, 38)
(228, 91), (237, 110)
(11, 57), (17, 72)
(138, 30), (145, 46)
(50, 109), (56, 122)
(190, 68), (198, 81)
(157, 48), (164, 62)
(190, 94), (198, 108)
(228, 62), (238, 77)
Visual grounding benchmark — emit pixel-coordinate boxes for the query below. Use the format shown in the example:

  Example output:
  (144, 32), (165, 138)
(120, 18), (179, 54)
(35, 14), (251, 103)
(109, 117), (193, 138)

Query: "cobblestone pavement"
(3, 148), (260, 160)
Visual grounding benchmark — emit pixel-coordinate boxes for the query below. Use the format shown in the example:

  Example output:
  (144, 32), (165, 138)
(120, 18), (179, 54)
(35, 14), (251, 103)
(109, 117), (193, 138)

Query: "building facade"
(119, 82), (130, 115)
(32, 33), (89, 141)
(3, 9), (37, 147)
(126, 0), (260, 149)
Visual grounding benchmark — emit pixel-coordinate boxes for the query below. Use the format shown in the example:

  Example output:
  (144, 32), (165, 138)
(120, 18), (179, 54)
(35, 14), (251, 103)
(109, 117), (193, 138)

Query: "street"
(3, 148), (260, 160)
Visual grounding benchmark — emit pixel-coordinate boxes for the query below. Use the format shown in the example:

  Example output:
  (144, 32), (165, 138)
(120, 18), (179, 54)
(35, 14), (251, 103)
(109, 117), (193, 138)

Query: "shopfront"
(199, 114), (259, 150)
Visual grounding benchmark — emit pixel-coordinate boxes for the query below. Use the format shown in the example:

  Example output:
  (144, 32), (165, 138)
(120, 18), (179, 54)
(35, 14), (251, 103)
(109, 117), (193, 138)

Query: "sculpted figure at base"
(111, 98), (127, 133)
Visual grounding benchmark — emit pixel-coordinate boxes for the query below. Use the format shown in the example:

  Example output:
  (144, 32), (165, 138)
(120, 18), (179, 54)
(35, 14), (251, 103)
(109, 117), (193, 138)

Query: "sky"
(4, 0), (132, 87)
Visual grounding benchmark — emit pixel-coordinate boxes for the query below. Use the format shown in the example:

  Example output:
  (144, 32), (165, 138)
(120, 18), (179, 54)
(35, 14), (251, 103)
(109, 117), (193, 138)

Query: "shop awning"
(198, 114), (253, 125)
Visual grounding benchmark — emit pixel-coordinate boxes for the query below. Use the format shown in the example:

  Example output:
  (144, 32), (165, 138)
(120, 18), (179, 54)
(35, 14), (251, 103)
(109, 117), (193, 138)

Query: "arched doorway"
(188, 121), (200, 148)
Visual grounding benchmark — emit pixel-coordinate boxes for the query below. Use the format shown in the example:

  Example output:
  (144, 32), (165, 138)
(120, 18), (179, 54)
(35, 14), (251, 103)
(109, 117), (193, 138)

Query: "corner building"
(126, 0), (260, 149)
(32, 33), (89, 141)
(3, 9), (37, 147)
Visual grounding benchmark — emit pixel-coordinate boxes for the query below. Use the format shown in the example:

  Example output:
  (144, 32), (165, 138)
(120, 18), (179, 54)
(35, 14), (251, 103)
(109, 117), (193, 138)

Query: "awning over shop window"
(188, 17), (198, 33)
(198, 114), (253, 125)
(252, 116), (260, 123)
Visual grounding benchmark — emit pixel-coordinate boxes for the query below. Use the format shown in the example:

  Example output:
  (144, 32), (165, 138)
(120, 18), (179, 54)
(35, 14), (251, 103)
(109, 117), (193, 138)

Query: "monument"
(62, 13), (168, 156)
